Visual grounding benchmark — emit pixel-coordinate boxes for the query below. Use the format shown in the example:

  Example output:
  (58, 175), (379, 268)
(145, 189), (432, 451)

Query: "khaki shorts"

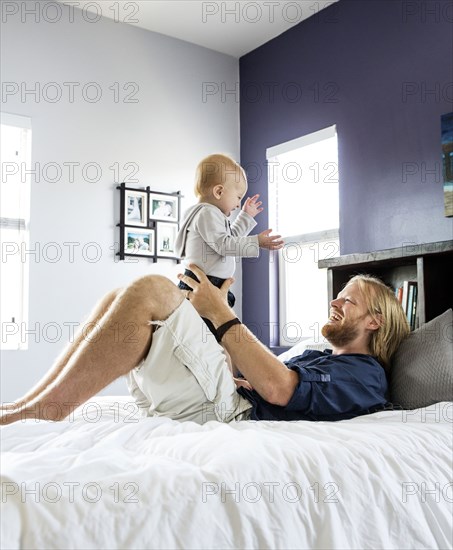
(126, 299), (253, 424)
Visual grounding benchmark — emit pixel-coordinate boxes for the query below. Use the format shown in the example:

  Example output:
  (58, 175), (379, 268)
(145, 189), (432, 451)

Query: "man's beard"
(321, 317), (361, 348)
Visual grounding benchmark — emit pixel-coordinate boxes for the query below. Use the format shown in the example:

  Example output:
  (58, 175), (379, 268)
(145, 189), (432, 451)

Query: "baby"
(175, 153), (283, 382)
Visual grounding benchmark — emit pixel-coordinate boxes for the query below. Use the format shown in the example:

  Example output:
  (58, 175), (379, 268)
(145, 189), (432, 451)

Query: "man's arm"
(178, 265), (298, 406)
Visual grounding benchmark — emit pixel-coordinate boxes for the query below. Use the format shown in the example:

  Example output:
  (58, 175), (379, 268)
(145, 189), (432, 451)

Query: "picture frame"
(149, 193), (179, 222)
(156, 222), (178, 258)
(125, 190), (147, 226)
(124, 227), (155, 256)
(117, 183), (182, 263)
(441, 112), (453, 217)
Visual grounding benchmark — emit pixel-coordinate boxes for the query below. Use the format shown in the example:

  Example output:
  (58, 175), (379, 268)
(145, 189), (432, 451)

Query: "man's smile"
(329, 311), (343, 322)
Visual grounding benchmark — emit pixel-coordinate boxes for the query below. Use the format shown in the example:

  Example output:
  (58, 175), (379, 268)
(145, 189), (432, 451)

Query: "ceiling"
(59, 0), (338, 58)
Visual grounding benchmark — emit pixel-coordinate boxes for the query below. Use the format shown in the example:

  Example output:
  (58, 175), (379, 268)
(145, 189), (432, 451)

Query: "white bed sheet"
(1, 397), (452, 550)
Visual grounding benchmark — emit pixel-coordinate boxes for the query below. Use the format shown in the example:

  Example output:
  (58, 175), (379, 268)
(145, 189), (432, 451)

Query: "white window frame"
(267, 125), (339, 347)
(277, 230), (339, 347)
(1, 112), (32, 350)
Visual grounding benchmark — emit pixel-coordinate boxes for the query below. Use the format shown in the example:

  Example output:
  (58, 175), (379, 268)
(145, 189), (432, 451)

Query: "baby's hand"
(258, 229), (284, 250)
(242, 194), (263, 218)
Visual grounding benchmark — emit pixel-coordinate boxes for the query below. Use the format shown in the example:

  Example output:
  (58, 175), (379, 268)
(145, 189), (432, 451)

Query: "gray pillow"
(390, 309), (453, 409)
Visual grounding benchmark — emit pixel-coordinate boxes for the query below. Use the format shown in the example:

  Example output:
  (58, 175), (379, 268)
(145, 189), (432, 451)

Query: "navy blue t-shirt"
(237, 349), (388, 421)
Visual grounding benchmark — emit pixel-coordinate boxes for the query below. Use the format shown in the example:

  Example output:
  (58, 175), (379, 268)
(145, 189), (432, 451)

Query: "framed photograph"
(117, 183), (182, 263)
(125, 190), (147, 226)
(124, 227), (155, 256)
(441, 112), (453, 217)
(149, 193), (179, 222)
(156, 222), (178, 257)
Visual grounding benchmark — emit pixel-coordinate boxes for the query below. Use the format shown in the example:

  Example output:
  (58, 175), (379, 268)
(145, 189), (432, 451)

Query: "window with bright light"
(0, 113), (32, 350)
(267, 125), (339, 347)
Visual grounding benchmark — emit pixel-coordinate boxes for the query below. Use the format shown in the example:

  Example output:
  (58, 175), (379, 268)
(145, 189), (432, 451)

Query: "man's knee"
(128, 275), (183, 317)
(129, 274), (175, 295)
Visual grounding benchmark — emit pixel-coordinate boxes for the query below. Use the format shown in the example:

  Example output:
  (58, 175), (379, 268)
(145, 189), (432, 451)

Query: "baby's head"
(194, 154), (247, 216)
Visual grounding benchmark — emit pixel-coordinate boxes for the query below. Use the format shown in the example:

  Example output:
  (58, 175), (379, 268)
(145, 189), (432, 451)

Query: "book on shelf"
(409, 283), (418, 331)
(395, 280), (418, 330)
(401, 281), (409, 314)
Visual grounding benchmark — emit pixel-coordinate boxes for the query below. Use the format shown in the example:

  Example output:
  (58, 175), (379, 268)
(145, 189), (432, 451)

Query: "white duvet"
(1, 397), (452, 550)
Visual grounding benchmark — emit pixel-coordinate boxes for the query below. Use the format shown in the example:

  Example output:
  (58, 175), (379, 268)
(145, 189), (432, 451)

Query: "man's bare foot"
(0, 410), (21, 425)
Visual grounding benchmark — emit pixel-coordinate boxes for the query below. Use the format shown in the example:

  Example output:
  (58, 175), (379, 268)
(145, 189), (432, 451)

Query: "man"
(0, 265), (410, 425)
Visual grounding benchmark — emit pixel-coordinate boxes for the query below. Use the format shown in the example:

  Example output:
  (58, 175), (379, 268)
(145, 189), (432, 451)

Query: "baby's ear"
(213, 184), (223, 199)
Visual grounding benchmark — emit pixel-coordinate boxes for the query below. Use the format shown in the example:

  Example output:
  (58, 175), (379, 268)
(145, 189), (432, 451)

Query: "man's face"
(321, 282), (374, 348)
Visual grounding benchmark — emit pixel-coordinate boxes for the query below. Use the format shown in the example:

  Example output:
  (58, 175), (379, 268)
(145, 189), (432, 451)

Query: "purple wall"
(240, 0), (453, 346)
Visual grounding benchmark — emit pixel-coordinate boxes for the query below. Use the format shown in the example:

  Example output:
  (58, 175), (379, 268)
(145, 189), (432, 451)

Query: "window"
(1, 113), (32, 350)
(267, 125), (339, 347)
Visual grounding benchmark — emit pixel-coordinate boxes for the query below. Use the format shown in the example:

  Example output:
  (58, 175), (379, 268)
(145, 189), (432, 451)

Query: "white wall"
(0, 2), (241, 402)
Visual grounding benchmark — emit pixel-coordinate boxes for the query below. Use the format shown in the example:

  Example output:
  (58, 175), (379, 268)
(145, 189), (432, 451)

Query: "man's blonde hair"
(194, 154), (246, 199)
(348, 274), (410, 371)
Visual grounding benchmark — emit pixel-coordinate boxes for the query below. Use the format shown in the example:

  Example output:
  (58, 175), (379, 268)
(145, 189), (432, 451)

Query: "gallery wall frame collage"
(117, 183), (182, 262)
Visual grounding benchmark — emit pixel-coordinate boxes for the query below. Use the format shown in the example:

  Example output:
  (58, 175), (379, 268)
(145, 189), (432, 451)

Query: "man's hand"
(177, 264), (235, 327)
(242, 194), (263, 218)
(234, 378), (253, 391)
(179, 267), (297, 406)
(258, 229), (284, 250)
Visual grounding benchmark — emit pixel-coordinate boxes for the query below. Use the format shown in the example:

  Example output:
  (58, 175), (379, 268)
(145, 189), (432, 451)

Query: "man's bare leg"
(0, 275), (184, 425)
(1, 288), (121, 411)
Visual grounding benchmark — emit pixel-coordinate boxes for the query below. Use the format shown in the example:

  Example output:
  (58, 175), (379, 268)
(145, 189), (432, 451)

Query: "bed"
(1, 310), (452, 550)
